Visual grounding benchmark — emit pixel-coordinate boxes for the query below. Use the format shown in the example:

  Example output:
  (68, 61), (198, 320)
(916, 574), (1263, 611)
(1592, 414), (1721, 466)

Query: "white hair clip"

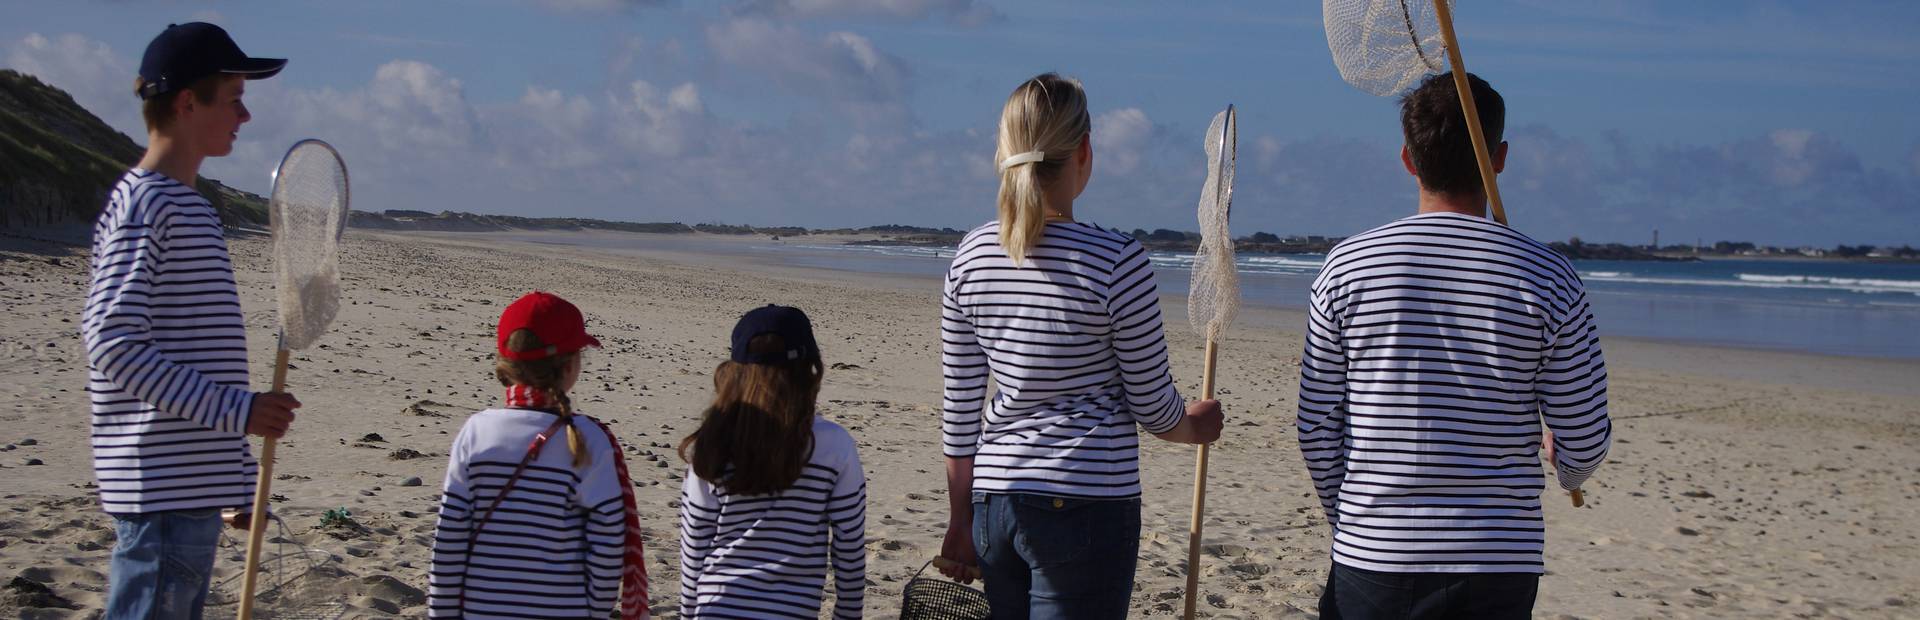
(998, 150), (1047, 171)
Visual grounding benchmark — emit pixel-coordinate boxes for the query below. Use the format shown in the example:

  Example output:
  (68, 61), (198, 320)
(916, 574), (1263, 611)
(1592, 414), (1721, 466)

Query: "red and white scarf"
(500, 386), (651, 618)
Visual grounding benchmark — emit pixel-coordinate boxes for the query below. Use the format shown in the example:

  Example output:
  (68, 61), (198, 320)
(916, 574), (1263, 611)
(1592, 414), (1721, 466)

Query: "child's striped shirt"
(83, 169), (258, 514)
(678, 416), (867, 619)
(429, 409), (628, 618)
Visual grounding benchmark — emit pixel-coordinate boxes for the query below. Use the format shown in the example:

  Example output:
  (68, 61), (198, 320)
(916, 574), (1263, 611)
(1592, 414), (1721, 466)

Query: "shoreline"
(422, 228), (1920, 368)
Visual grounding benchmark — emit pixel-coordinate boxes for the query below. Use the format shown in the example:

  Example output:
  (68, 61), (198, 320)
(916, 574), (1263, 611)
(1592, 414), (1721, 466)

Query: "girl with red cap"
(427, 291), (651, 619)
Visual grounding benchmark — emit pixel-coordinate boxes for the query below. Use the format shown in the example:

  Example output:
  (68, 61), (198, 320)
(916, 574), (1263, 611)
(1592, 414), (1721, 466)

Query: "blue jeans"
(1319, 561), (1538, 620)
(971, 493), (1141, 619)
(107, 508), (224, 620)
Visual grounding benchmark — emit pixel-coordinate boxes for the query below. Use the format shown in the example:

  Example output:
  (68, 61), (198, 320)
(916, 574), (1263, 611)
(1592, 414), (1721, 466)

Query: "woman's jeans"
(106, 508), (224, 620)
(972, 493), (1142, 619)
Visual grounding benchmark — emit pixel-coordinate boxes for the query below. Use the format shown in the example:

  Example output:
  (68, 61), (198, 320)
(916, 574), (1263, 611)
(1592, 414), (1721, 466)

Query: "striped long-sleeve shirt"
(942, 221), (1186, 499)
(83, 169), (259, 515)
(679, 416), (866, 619)
(1296, 212), (1613, 574)
(429, 409), (628, 618)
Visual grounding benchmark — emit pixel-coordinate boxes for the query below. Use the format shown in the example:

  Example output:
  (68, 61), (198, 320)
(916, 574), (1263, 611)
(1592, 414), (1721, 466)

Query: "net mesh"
(209, 515), (346, 619)
(899, 561), (990, 620)
(1188, 106), (1239, 344)
(270, 140), (349, 351)
(1324, 0), (1448, 96)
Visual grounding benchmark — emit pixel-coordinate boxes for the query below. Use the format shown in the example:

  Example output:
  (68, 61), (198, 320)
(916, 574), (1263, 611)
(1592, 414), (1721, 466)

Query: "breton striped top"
(678, 416), (867, 619)
(429, 409), (628, 618)
(941, 221), (1186, 499)
(1296, 212), (1613, 574)
(83, 169), (259, 515)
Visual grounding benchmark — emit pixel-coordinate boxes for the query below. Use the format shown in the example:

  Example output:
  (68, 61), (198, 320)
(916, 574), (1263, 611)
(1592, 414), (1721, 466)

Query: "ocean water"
(522, 234), (1920, 360)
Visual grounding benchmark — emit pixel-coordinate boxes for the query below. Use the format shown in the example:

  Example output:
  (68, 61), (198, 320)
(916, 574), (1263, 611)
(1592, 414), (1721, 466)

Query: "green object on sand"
(320, 507), (355, 529)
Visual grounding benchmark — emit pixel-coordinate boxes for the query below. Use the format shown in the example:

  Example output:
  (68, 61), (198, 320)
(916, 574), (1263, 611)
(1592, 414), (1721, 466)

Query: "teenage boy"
(83, 22), (298, 618)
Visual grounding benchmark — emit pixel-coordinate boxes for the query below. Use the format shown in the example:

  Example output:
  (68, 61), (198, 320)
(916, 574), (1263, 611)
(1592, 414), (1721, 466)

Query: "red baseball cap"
(497, 291), (601, 361)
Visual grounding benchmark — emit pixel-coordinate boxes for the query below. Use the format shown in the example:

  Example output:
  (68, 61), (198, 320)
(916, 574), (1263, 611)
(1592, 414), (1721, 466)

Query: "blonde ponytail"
(552, 387), (590, 469)
(995, 73), (1090, 266)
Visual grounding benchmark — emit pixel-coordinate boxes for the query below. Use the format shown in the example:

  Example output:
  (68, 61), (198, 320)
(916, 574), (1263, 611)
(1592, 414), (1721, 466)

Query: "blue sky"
(5, 0), (1917, 246)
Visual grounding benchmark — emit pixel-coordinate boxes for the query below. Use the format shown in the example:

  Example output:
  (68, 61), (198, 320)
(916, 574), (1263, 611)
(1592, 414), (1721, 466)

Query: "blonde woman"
(936, 73), (1225, 618)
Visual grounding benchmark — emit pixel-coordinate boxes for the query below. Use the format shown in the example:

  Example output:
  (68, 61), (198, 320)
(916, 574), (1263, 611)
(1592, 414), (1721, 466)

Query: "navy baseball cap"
(730, 305), (819, 365)
(137, 22), (285, 100)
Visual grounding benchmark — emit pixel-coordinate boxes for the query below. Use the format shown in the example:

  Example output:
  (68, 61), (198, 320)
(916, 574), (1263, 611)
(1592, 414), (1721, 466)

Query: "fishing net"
(899, 560), (990, 620)
(242, 139), (351, 618)
(210, 514), (347, 619)
(1323, 0), (1448, 97)
(1188, 106), (1239, 344)
(270, 139), (350, 351)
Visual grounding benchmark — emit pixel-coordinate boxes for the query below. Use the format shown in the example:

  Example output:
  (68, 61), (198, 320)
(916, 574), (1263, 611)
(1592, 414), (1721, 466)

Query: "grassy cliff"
(0, 69), (266, 228)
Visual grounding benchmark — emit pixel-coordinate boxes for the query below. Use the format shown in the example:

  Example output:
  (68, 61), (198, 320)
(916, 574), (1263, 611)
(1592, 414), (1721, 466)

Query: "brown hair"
(495, 329), (589, 469)
(678, 333), (824, 496)
(995, 73), (1090, 266)
(134, 74), (229, 132)
(1399, 71), (1505, 196)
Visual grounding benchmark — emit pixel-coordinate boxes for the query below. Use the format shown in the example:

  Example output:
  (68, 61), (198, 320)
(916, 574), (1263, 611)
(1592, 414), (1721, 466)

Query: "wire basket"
(900, 559), (990, 620)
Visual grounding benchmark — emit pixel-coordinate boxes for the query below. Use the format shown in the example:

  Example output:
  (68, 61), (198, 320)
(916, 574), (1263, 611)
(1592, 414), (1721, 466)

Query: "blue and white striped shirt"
(941, 221), (1187, 499)
(1297, 212), (1613, 573)
(679, 416), (867, 619)
(83, 169), (258, 515)
(429, 409), (628, 618)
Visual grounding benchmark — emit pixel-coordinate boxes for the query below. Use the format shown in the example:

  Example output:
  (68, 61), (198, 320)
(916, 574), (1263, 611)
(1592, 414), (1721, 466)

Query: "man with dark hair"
(1295, 72), (1612, 619)
(1397, 71), (1504, 196)
(85, 22), (298, 618)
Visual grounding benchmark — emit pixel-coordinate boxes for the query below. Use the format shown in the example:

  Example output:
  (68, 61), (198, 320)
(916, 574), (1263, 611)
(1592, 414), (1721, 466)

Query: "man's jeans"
(972, 493), (1141, 619)
(1319, 561), (1539, 620)
(106, 508), (224, 619)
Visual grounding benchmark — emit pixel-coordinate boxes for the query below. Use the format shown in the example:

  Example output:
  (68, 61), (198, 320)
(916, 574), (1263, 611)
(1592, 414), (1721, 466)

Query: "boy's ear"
(171, 88), (197, 118)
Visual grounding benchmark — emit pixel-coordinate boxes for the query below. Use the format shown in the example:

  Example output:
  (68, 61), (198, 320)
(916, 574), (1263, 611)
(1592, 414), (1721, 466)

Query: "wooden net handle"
(1182, 340), (1220, 620)
(1432, 0), (1507, 225)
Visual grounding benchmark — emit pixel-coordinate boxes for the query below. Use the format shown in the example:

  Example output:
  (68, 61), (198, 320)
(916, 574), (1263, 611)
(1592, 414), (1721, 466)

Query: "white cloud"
(4, 33), (142, 137)
(536, 0), (673, 12)
(7, 32), (1913, 246)
(610, 79), (706, 157)
(1093, 107), (1152, 175)
(737, 0), (1004, 26)
(705, 17), (909, 104)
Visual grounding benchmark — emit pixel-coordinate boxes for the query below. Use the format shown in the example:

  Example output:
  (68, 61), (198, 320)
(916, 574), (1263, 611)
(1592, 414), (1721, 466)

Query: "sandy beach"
(2, 228), (1917, 619)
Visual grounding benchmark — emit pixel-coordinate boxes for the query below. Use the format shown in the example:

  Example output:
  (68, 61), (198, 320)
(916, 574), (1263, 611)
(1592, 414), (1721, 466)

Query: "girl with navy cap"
(428, 291), (651, 618)
(677, 305), (868, 619)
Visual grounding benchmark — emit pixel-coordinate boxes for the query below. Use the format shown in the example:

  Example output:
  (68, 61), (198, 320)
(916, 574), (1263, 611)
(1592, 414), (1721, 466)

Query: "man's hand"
(1543, 428), (1557, 464)
(1155, 399), (1225, 445)
(246, 392), (300, 439)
